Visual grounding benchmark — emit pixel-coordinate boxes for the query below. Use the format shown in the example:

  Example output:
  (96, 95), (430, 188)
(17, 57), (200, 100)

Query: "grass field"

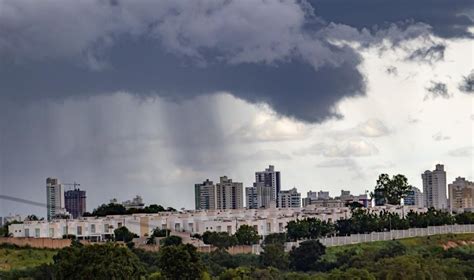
(0, 233), (473, 273)
(0, 246), (56, 271)
(322, 232), (474, 262)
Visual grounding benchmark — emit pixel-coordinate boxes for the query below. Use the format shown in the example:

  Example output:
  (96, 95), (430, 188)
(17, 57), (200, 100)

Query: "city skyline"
(1, 162), (470, 218)
(1, 1), (473, 217)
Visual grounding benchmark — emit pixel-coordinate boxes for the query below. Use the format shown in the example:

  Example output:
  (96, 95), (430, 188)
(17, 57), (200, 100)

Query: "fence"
(283, 224), (474, 251)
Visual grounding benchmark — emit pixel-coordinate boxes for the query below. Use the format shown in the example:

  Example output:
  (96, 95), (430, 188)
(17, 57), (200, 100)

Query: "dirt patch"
(442, 240), (474, 250)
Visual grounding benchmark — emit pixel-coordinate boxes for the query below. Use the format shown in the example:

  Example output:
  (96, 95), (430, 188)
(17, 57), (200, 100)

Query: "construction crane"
(63, 181), (81, 190)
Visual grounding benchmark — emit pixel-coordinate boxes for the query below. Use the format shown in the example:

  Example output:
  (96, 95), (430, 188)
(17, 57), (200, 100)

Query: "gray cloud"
(386, 66), (398, 76)
(432, 131), (451, 141)
(297, 139), (379, 157)
(424, 81), (450, 100)
(407, 44), (446, 63)
(448, 146), (474, 157)
(459, 70), (474, 94)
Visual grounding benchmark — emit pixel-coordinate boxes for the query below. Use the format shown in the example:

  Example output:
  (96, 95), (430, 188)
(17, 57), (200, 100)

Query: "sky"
(0, 0), (473, 218)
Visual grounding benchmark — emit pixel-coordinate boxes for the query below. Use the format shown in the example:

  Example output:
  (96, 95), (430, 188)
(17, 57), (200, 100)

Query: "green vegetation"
(284, 207), (470, 240)
(114, 226), (138, 243)
(0, 244), (56, 272)
(2, 233), (474, 279)
(83, 203), (176, 217)
(371, 173), (413, 205)
(1, 233), (474, 279)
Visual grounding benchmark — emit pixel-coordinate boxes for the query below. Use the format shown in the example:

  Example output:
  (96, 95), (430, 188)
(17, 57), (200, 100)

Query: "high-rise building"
(278, 188), (301, 208)
(246, 183), (272, 209)
(448, 177), (474, 211)
(422, 164), (447, 209)
(255, 165), (281, 207)
(46, 177), (66, 221)
(216, 176), (244, 210)
(195, 179), (216, 210)
(317, 191), (330, 200)
(404, 187), (423, 207)
(65, 188), (87, 219)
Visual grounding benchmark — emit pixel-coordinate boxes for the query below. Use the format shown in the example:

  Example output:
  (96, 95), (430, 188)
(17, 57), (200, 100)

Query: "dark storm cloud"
(308, 0), (474, 39)
(0, 38), (364, 122)
(1, 0), (470, 122)
(459, 70), (474, 94)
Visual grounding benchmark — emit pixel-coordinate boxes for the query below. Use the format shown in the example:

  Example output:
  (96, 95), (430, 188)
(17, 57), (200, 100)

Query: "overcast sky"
(0, 0), (473, 218)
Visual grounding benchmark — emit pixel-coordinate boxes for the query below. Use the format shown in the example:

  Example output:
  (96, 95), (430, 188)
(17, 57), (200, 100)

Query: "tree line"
(286, 208), (474, 241)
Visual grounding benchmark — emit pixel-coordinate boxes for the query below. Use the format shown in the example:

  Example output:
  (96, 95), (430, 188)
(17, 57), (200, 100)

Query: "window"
(49, 228), (54, 237)
(63, 226), (67, 235)
(77, 226), (82, 235)
(35, 228), (40, 238)
(216, 226), (221, 232)
(227, 225), (232, 233)
(25, 228), (30, 237)
(104, 224), (109, 233)
(90, 224), (96, 234)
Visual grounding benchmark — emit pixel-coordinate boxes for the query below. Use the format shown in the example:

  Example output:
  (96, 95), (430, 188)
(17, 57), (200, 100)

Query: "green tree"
(53, 243), (145, 279)
(158, 244), (205, 280)
(372, 174), (413, 205)
(160, 235), (182, 247)
(235, 225), (260, 245)
(202, 231), (237, 249)
(260, 243), (289, 270)
(263, 233), (287, 245)
(114, 226), (137, 243)
(289, 240), (326, 272)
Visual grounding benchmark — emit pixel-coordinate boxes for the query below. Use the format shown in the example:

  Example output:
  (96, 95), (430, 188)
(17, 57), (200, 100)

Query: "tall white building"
(46, 177), (66, 221)
(246, 183), (272, 209)
(195, 177), (243, 210)
(448, 177), (474, 211)
(254, 165), (281, 207)
(422, 164), (447, 209)
(278, 188), (301, 208)
(216, 176), (244, 210)
(195, 179), (216, 210)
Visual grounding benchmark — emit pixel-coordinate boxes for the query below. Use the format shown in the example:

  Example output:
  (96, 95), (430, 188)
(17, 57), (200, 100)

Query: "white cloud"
(231, 109), (309, 142)
(357, 119), (390, 137)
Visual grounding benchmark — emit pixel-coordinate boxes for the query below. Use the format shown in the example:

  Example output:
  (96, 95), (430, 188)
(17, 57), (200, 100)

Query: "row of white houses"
(9, 205), (427, 241)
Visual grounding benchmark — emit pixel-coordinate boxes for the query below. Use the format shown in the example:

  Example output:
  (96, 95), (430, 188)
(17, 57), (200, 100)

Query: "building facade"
(9, 205), (426, 240)
(448, 177), (474, 212)
(255, 165), (281, 207)
(246, 183), (272, 209)
(422, 164), (447, 209)
(278, 188), (301, 208)
(195, 179), (216, 210)
(46, 177), (66, 221)
(65, 189), (87, 219)
(216, 176), (244, 210)
(195, 177), (243, 210)
(404, 187), (424, 208)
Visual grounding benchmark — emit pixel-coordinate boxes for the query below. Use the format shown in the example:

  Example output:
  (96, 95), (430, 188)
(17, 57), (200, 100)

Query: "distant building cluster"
(9, 204), (424, 240)
(46, 178), (86, 220)
(302, 190), (370, 208)
(5, 163), (472, 241)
